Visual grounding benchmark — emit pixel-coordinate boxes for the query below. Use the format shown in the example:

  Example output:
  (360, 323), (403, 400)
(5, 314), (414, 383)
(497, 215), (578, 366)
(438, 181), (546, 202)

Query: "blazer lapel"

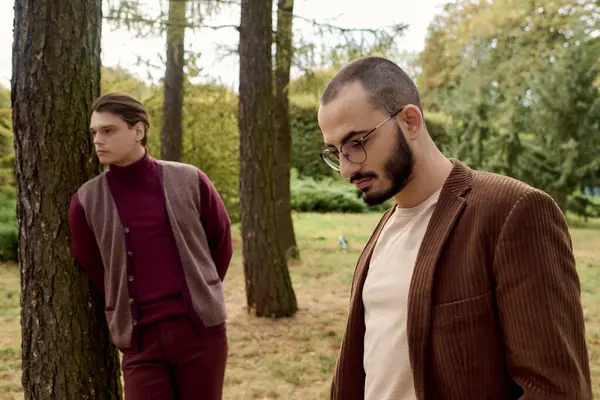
(407, 159), (472, 398)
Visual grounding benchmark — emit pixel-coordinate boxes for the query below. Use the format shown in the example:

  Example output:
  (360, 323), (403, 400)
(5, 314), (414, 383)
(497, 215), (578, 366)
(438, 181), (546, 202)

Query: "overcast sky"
(0, 0), (450, 89)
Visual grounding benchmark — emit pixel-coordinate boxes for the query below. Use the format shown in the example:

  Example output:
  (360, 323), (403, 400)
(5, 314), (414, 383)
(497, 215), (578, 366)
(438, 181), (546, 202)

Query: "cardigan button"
(132, 320), (137, 326)
(124, 227), (130, 234)
(128, 276), (134, 282)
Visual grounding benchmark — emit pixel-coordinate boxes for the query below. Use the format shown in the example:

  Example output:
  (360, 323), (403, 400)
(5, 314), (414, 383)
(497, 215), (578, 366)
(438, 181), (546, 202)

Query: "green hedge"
(423, 111), (452, 153)
(567, 192), (600, 222)
(291, 171), (393, 213)
(0, 187), (17, 262)
(140, 83), (241, 223)
(290, 102), (336, 180)
(289, 100), (452, 179)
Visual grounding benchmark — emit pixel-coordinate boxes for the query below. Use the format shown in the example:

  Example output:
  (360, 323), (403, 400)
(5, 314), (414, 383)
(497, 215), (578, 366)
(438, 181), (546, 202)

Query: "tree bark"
(12, 1), (122, 398)
(238, 0), (298, 317)
(161, 0), (186, 161)
(274, 0), (299, 261)
(551, 189), (568, 216)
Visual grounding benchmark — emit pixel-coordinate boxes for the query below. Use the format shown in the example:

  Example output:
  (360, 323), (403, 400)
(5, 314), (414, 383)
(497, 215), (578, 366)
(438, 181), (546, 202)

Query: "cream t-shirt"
(362, 188), (441, 400)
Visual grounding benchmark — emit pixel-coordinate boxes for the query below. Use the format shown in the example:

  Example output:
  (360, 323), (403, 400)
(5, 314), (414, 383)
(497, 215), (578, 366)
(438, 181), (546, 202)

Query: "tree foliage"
(522, 36), (600, 205)
(419, 0), (600, 211)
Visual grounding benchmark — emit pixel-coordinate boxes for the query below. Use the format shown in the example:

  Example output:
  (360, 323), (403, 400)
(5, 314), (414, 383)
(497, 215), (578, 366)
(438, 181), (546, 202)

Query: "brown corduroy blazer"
(330, 159), (591, 400)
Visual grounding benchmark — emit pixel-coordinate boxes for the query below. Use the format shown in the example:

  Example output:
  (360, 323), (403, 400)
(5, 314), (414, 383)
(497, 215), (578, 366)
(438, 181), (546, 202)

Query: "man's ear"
(398, 105), (423, 140)
(134, 123), (145, 142)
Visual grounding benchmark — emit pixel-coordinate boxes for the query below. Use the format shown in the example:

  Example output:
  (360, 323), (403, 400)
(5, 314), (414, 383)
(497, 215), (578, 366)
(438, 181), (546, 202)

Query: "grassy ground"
(0, 212), (599, 399)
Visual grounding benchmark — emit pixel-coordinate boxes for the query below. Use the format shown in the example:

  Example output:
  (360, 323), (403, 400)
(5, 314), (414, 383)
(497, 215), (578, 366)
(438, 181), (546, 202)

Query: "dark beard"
(362, 126), (413, 206)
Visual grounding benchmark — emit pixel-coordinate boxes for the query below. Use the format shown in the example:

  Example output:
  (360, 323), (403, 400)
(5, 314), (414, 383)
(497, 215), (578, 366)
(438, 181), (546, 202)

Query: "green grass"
(0, 257), (20, 398)
(0, 212), (599, 399)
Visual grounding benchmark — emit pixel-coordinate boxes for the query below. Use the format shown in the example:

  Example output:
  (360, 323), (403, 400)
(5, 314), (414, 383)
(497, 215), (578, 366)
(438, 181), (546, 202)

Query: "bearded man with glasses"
(318, 56), (591, 400)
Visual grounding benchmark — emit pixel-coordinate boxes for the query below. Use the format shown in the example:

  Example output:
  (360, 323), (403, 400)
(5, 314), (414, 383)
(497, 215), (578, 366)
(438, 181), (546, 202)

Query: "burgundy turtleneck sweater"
(69, 152), (232, 326)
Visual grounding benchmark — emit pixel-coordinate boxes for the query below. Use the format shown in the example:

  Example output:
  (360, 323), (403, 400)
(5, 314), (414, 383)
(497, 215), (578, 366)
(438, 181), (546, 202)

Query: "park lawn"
(0, 212), (599, 399)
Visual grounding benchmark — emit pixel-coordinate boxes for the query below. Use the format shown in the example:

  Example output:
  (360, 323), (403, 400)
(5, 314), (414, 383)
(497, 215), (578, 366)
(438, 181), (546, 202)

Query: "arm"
(197, 170), (233, 281)
(68, 192), (105, 294)
(493, 189), (591, 399)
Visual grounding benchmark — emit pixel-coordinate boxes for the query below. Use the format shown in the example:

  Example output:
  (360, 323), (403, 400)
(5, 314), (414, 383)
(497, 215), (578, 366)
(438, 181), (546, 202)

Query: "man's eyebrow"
(324, 129), (370, 148)
(89, 124), (117, 132)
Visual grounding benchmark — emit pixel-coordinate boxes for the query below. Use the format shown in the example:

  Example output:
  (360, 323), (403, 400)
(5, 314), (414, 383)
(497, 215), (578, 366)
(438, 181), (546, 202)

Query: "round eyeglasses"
(320, 108), (403, 171)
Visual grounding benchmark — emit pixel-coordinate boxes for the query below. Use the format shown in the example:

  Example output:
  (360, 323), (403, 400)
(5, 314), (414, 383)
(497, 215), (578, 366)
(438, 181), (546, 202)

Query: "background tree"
(161, 0), (187, 160)
(274, 0), (299, 260)
(11, 0), (121, 398)
(522, 35), (600, 211)
(418, 0), (600, 212)
(238, 0), (298, 317)
(105, 0), (227, 161)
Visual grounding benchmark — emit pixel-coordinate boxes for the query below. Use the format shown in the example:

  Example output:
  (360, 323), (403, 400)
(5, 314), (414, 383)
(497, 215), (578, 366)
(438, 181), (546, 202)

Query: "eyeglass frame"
(320, 107), (405, 171)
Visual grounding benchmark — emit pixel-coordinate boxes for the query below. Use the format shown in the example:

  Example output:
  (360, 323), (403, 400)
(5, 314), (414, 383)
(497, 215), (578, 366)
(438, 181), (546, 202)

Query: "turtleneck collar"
(108, 149), (155, 182)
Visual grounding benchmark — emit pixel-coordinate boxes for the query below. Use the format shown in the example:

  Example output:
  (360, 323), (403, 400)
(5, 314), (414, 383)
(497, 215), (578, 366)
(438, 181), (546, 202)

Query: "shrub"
(290, 102), (336, 180)
(291, 172), (393, 213)
(567, 192), (600, 222)
(423, 111), (452, 153)
(289, 99), (452, 180)
(0, 187), (17, 262)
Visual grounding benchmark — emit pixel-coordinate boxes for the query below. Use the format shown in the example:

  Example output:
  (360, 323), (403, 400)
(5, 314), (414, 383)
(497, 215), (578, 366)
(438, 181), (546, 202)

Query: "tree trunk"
(551, 189), (569, 216)
(238, 0), (298, 317)
(12, 1), (122, 399)
(274, 0), (299, 261)
(161, 0), (186, 161)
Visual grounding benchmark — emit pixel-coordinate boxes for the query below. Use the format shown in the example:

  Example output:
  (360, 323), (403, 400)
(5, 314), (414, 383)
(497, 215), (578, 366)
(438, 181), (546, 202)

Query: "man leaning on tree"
(68, 92), (232, 400)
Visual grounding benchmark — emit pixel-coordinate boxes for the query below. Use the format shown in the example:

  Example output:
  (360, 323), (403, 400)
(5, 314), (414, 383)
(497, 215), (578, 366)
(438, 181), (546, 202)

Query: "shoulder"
(158, 159), (199, 173)
(157, 160), (203, 179)
(467, 169), (562, 231)
(470, 169), (547, 211)
(70, 171), (108, 224)
(76, 171), (108, 204)
(158, 159), (214, 184)
(157, 160), (207, 199)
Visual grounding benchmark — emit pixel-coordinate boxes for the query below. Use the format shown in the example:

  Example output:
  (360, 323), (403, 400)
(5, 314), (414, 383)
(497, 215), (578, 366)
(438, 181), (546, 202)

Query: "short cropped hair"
(320, 56), (423, 116)
(91, 92), (150, 146)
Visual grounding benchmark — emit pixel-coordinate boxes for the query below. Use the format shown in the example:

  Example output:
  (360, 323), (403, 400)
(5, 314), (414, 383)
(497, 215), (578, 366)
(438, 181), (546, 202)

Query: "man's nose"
(339, 156), (360, 179)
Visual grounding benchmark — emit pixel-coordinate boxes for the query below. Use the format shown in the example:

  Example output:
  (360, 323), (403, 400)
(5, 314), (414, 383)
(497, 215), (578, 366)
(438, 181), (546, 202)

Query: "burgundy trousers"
(121, 315), (228, 400)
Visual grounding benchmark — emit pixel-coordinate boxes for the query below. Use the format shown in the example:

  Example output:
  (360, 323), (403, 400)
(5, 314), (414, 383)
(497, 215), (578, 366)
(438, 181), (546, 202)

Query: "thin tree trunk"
(552, 190), (569, 216)
(239, 0), (298, 317)
(161, 0), (186, 161)
(274, 0), (299, 261)
(12, 1), (122, 398)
